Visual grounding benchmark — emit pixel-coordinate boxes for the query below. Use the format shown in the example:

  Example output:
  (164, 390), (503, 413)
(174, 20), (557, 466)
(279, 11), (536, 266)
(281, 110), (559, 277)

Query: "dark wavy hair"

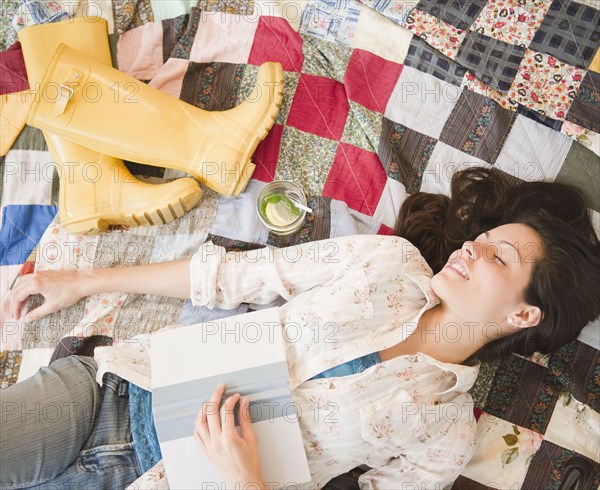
(395, 167), (600, 362)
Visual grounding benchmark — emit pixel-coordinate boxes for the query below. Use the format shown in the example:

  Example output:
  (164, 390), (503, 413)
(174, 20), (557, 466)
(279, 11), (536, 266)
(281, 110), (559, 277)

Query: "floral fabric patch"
(470, 0), (553, 48)
(508, 49), (585, 119)
(402, 9), (468, 59)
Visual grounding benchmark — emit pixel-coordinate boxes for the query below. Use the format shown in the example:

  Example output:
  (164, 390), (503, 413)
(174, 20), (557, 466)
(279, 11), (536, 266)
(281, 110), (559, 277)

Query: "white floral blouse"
(95, 235), (479, 489)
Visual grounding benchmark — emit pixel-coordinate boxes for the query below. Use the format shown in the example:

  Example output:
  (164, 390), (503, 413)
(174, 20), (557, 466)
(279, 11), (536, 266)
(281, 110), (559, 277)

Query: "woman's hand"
(2, 270), (90, 322)
(194, 383), (266, 489)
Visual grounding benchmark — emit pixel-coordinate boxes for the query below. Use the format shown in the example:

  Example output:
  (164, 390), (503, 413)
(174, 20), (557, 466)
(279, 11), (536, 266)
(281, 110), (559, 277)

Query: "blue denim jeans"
(0, 356), (142, 489)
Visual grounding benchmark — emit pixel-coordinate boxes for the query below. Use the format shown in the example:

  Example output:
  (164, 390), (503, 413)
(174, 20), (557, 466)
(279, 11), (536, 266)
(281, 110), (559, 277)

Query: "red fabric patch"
(286, 74), (350, 140)
(0, 42), (29, 94)
(377, 223), (394, 235)
(251, 124), (284, 182)
(247, 17), (304, 72)
(344, 49), (403, 113)
(322, 143), (386, 216)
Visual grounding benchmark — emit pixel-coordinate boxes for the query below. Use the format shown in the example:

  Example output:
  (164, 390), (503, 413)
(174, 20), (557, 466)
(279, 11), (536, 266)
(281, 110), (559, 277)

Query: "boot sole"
(62, 190), (202, 235)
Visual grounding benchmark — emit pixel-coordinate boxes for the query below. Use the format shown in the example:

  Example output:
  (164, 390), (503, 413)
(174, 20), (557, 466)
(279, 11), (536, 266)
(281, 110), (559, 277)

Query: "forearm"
(80, 259), (192, 299)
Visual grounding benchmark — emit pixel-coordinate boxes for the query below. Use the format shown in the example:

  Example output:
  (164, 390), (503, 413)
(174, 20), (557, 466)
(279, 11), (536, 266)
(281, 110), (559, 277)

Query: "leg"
(0, 356), (102, 487)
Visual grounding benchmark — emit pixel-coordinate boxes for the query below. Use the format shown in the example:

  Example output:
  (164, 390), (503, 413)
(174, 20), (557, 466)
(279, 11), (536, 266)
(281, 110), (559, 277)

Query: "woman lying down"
(2, 167), (600, 489)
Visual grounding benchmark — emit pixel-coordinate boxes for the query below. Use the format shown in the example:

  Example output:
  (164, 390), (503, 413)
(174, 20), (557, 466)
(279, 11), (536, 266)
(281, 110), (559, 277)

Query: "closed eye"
(494, 254), (506, 266)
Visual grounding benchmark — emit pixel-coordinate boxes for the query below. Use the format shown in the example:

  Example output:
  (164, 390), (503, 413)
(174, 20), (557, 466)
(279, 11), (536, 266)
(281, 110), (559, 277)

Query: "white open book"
(150, 307), (312, 489)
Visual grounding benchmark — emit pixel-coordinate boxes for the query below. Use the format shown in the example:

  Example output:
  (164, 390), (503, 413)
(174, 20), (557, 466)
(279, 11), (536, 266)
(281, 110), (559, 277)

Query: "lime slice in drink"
(261, 194), (301, 227)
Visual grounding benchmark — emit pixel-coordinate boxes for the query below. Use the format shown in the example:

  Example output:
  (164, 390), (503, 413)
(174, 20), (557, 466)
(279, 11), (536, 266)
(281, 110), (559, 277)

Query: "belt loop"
(118, 380), (129, 397)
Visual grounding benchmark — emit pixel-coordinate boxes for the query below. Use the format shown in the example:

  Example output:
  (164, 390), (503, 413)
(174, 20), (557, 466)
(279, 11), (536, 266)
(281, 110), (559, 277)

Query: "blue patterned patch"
(361, 0), (413, 24)
(299, 0), (362, 46)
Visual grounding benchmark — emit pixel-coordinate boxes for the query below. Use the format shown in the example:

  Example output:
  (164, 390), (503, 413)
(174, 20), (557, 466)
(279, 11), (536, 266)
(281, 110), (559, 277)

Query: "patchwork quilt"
(1, 0), (599, 488)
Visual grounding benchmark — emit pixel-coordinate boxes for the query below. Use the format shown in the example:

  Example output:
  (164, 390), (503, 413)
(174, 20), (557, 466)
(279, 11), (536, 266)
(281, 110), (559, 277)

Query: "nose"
(461, 240), (480, 261)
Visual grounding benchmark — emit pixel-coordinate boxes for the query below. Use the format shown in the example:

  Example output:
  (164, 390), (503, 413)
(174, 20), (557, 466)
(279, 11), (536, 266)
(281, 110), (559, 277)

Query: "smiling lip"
(445, 260), (470, 280)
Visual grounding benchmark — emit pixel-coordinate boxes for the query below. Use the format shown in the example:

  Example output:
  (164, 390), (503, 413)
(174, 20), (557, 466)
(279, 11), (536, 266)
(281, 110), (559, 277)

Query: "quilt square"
(301, 35), (353, 83)
(344, 49), (404, 113)
(378, 117), (437, 193)
(180, 62), (245, 110)
(565, 69), (600, 132)
(495, 115), (572, 181)
(456, 30), (527, 92)
(187, 10), (259, 64)
(544, 393), (599, 463)
(0, 205), (57, 266)
(322, 142), (387, 215)
(470, 0), (554, 48)
(560, 120), (600, 153)
(286, 73), (350, 140)
(556, 141), (600, 211)
(298, 0), (362, 45)
(483, 354), (561, 434)
(251, 124), (284, 182)
(521, 441), (600, 489)
(0, 351), (21, 388)
(248, 16), (304, 72)
(372, 177), (408, 229)
(414, 0), (488, 30)
(461, 413), (543, 489)
(439, 89), (517, 164)
(385, 66), (461, 139)
(341, 100), (383, 152)
(351, 3), (414, 64)
(1, 150), (54, 207)
(404, 36), (467, 86)
(529, 0), (600, 68)
(275, 126), (339, 196)
(360, 0), (414, 24)
(210, 180), (271, 244)
(419, 142), (492, 196)
(507, 49), (585, 120)
(150, 233), (208, 263)
(548, 340), (600, 410)
(402, 9), (468, 59)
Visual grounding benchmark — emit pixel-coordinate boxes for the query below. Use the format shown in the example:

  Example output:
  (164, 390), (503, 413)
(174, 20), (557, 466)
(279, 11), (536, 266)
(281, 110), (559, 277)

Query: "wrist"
(228, 472), (266, 490)
(78, 268), (106, 297)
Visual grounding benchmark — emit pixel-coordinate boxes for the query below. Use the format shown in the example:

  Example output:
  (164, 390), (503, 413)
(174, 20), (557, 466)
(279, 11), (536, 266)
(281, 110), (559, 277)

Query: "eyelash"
(494, 254), (506, 266)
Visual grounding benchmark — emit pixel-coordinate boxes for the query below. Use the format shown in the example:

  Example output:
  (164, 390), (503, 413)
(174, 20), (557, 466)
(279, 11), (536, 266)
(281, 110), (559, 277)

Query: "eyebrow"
(485, 231), (522, 262)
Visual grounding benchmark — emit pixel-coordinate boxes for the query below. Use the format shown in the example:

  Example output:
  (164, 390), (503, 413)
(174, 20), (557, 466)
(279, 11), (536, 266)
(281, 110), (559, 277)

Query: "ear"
(515, 305), (543, 329)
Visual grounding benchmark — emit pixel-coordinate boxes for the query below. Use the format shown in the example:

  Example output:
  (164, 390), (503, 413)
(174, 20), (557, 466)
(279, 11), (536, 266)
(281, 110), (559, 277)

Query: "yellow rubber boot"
(27, 43), (284, 197)
(18, 18), (202, 235)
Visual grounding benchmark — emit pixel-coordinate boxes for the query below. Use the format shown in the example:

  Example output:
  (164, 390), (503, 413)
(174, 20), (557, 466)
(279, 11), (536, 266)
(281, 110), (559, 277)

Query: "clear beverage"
(257, 181), (307, 235)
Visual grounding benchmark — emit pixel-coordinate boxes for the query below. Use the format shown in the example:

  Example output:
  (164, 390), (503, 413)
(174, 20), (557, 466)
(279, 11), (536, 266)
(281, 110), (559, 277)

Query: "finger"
(239, 396), (258, 442)
(11, 275), (39, 303)
(1, 293), (11, 320)
(195, 403), (210, 446)
(222, 393), (241, 435)
(11, 294), (30, 322)
(10, 278), (39, 320)
(205, 383), (226, 437)
(193, 427), (207, 453)
(22, 302), (55, 323)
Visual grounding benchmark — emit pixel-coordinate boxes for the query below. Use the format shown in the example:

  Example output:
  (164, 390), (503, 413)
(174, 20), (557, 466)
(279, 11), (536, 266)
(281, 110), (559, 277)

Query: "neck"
(380, 304), (495, 364)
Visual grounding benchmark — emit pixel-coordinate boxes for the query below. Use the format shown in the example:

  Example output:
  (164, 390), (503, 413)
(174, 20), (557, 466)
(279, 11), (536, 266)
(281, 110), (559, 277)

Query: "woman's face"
(431, 223), (544, 324)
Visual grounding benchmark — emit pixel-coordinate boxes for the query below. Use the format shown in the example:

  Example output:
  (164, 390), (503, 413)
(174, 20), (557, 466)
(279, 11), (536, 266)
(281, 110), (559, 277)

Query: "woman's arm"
(4, 258), (192, 322)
